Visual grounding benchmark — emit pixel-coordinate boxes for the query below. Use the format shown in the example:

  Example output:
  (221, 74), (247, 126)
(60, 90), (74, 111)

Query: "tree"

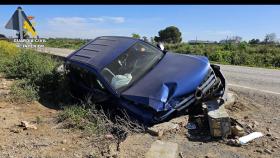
(228, 36), (242, 43)
(154, 26), (182, 44)
(132, 33), (140, 39)
(248, 38), (260, 44)
(264, 33), (277, 44)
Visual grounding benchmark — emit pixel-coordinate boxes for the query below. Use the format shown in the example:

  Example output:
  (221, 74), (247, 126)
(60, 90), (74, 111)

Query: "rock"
(244, 116), (249, 119)
(105, 134), (114, 139)
(266, 133), (272, 137)
(266, 127), (270, 132)
(179, 152), (185, 158)
(10, 128), (21, 133)
(158, 130), (164, 138)
(145, 140), (178, 158)
(169, 116), (188, 127)
(61, 139), (67, 144)
(256, 149), (262, 153)
(62, 148), (66, 151)
(272, 145), (278, 148)
(253, 121), (259, 126)
(231, 125), (245, 137)
(20, 121), (37, 130)
(148, 122), (179, 137)
(264, 149), (272, 154)
(226, 139), (241, 147)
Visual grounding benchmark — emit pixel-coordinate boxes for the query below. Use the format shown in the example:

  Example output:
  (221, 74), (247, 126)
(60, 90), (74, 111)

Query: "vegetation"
(0, 40), (20, 72)
(154, 26), (182, 43)
(0, 41), (65, 103)
(58, 103), (145, 137)
(10, 79), (39, 103)
(131, 33), (141, 39)
(165, 43), (280, 68)
(45, 38), (88, 50)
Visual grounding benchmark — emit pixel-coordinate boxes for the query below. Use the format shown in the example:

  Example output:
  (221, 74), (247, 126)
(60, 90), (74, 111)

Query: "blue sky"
(1, 5), (280, 42)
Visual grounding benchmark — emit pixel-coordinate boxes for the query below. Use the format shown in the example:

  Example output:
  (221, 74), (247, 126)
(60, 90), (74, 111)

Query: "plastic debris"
(238, 132), (264, 145)
(186, 122), (197, 130)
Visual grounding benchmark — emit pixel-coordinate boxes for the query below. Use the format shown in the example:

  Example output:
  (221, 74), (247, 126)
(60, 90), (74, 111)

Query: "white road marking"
(228, 83), (280, 95)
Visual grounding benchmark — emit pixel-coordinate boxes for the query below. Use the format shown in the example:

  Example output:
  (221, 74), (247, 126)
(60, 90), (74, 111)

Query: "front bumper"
(153, 64), (227, 123)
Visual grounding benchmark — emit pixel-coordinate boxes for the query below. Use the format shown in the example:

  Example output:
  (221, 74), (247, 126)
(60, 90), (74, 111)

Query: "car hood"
(121, 52), (210, 112)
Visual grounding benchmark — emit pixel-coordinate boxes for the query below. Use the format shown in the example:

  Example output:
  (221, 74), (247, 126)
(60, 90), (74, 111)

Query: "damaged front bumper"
(152, 64), (227, 123)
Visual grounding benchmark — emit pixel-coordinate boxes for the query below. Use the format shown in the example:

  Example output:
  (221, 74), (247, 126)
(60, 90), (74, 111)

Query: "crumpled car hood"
(121, 52), (210, 112)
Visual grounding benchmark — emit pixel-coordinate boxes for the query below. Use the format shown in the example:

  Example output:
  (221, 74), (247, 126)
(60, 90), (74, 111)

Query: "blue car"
(65, 36), (227, 124)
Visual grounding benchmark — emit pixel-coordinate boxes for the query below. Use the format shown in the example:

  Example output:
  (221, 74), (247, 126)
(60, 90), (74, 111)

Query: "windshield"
(101, 41), (164, 93)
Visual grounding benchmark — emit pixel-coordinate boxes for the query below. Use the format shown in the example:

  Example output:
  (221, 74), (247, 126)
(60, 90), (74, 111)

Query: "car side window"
(69, 65), (106, 91)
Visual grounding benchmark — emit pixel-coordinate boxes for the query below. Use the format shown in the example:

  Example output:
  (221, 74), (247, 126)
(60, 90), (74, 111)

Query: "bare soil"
(0, 76), (280, 158)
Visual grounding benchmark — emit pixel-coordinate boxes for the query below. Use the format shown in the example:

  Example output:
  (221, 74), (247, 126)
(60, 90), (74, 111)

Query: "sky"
(1, 5), (280, 42)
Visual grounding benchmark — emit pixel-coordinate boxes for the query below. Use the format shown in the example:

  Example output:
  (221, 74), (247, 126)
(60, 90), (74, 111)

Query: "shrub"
(5, 49), (60, 85)
(0, 41), (20, 72)
(10, 79), (39, 102)
(0, 41), (20, 57)
(59, 105), (91, 128)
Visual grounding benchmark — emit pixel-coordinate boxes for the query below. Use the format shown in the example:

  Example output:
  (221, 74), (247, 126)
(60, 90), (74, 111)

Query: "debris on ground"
(186, 122), (197, 130)
(238, 132), (264, 145)
(231, 124), (245, 137)
(20, 121), (38, 130)
(204, 99), (231, 138)
(147, 116), (187, 137)
(226, 139), (241, 147)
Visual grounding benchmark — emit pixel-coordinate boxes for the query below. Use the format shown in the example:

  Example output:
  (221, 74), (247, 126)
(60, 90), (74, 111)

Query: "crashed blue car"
(65, 36), (227, 124)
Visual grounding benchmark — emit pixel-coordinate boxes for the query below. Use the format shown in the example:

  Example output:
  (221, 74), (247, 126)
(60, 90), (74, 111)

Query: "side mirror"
(157, 43), (165, 51)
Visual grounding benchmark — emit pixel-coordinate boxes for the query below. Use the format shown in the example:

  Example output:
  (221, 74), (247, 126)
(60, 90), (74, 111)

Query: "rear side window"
(69, 65), (105, 90)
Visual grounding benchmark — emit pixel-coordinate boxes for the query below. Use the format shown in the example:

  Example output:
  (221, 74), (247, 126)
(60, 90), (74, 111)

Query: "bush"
(0, 41), (20, 57)
(1, 48), (68, 103)
(164, 43), (280, 68)
(5, 49), (59, 85)
(0, 41), (20, 72)
(10, 80), (39, 102)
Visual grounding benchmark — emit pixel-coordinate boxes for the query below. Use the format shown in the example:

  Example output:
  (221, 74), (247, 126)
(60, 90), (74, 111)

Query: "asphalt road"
(220, 64), (280, 95)
(37, 47), (280, 96)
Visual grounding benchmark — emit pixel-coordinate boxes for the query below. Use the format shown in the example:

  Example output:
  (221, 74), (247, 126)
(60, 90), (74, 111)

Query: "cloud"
(90, 16), (125, 23)
(41, 16), (130, 39)
(48, 17), (87, 26)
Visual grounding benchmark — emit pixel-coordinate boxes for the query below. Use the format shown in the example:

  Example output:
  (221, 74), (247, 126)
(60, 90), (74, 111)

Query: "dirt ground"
(0, 76), (280, 158)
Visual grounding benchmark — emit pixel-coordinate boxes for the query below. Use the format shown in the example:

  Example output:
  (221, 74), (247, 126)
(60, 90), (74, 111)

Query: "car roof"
(66, 36), (139, 71)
